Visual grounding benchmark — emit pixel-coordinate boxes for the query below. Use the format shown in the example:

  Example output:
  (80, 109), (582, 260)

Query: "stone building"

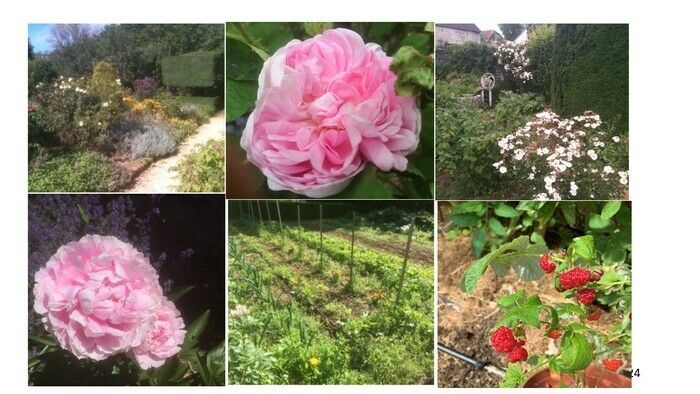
(436, 24), (482, 46)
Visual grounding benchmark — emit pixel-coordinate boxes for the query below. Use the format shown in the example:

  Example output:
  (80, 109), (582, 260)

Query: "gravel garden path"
(125, 112), (224, 193)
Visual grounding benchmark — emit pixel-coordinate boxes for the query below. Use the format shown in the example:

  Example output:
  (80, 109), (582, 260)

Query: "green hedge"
(161, 51), (222, 88)
(524, 24), (555, 101)
(550, 24), (629, 131)
(436, 42), (498, 79)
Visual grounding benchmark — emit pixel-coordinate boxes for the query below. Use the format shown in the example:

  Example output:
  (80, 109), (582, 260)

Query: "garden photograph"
(28, 194), (226, 385)
(435, 24), (629, 200)
(28, 24), (225, 193)
(228, 200), (434, 384)
(226, 22), (434, 199)
(437, 200), (631, 388)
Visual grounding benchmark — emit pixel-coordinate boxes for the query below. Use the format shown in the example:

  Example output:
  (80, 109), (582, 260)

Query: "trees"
(499, 23), (525, 41)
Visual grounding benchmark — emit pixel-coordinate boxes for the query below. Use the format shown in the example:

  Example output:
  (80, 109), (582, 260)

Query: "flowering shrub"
(32, 76), (124, 149)
(33, 235), (186, 368)
(128, 122), (177, 159)
(495, 41), (532, 83)
(492, 110), (628, 199)
(168, 118), (199, 142)
(133, 76), (157, 98)
(240, 28), (420, 198)
(123, 96), (166, 116)
(174, 139), (224, 192)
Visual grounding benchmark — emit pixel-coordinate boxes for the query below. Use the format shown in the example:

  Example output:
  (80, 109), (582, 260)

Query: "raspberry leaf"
(495, 294), (543, 328)
(496, 290), (526, 308)
(500, 363), (526, 388)
(557, 332), (593, 372)
(570, 235), (595, 260)
(600, 201), (622, 220)
(494, 202), (519, 218)
(471, 227), (487, 258)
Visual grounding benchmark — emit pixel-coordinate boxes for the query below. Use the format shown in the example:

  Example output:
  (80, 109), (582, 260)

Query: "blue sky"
(28, 24), (106, 54)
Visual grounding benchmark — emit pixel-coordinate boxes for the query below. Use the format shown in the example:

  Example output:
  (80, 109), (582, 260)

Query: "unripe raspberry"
(547, 330), (562, 339)
(587, 309), (602, 321)
(576, 288), (597, 305)
(508, 346), (528, 363)
(490, 326), (517, 353)
(590, 270), (603, 282)
(559, 267), (592, 289)
(603, 358), (623, 372)
(539, 254), (556, 273)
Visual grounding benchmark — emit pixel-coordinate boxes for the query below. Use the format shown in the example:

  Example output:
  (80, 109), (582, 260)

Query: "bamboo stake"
(257, 200), (263, 227)
(349, 211), (356, 288)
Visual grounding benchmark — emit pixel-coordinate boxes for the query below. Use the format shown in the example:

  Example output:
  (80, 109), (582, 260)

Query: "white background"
(3, 0), (700, 392)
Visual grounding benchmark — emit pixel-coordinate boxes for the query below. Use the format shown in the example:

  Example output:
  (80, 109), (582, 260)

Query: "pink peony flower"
(132, 299), (186, 369)
(241, 28), (420, 198)
(32, 235), (184, 368)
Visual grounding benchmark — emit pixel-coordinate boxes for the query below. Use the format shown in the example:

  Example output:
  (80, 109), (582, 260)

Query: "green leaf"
(601, 201), (622, 220)
(424, 22), (435, 33)
(181, 310), (210, 352)
(545, 305), (560, 331)
(452, 201), (486, 215)
(226, 37), (264, 81)
(488, 217), (507, 236)
(77, 204), (89, 224)
(333, 167), (393, 198)
(588, 214), (611, 230)
(495, 295), (543, 328)
(598, 270), (621, 287)
(496, 289), (525, 308)
(400, 33), (432, 55)
(167, 285), (195, 302)
(571, 235), (595, 260)
(226, 79), (257, 120)
(206, 342), (226, 386)
(149, 357), (180, 385)
(500, 363), (526, 388)
(390, 46), (434, 96)
(303, 22), (333, 36)
(29, 335), (57, 347)
(494, 202), (519, 218)
(491, 242), (548, 281)
(558, 332), (593, 372)
(561, 202), (576, 227)
(530, 232), (545, 244)
(471, 227), (487, 258)
(461, 250), (495, 293)
(227, 22), (294, 59)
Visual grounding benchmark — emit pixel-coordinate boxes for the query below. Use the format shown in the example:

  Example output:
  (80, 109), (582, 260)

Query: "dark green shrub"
(28, 57), (59, 95)
(524, 24), (555, 100)
(175, 139), (224, 192)
(436, 42), (498, 79)
(494, 90), (545, 130)
(28, 150), (130, 192)
(162, 51), (221, 88)
(550, 24), (628, 131)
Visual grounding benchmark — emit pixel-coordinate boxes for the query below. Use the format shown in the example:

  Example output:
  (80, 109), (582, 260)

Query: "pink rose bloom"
(241, 28), (421, 198)
(33, 235), (166, 362)
(132, 299), (186, 369)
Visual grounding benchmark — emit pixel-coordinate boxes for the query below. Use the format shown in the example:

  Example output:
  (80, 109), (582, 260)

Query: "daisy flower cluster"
(495, 41), (532, 83)
(493, 109), (628, 199)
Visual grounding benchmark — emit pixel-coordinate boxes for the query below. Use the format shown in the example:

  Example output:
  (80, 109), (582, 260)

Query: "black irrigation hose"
(438, 343), (505, 377)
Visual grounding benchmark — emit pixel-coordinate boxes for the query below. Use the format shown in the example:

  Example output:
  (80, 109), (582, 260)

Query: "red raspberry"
(576, 288), (597, 305)
(539, 254), (556, 273)
(547, 330), (562, 339)
(559, 268), (592, 289)
(587, 309), (602, 321)
(603, 358), (623, 372)
(490, 326), (518, 353)
(507, 346), (528, 363)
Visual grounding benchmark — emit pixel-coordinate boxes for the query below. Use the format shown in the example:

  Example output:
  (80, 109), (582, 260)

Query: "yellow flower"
(309, 357), (320, 367)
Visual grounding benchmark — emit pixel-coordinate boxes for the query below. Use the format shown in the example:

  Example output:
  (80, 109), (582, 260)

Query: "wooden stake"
(276, 200), (283, 235)
(395, 218), (415, 307)
(319, 204), (323, 265)
(266, 200), (272, 221)
(349, 211), (356, 288)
